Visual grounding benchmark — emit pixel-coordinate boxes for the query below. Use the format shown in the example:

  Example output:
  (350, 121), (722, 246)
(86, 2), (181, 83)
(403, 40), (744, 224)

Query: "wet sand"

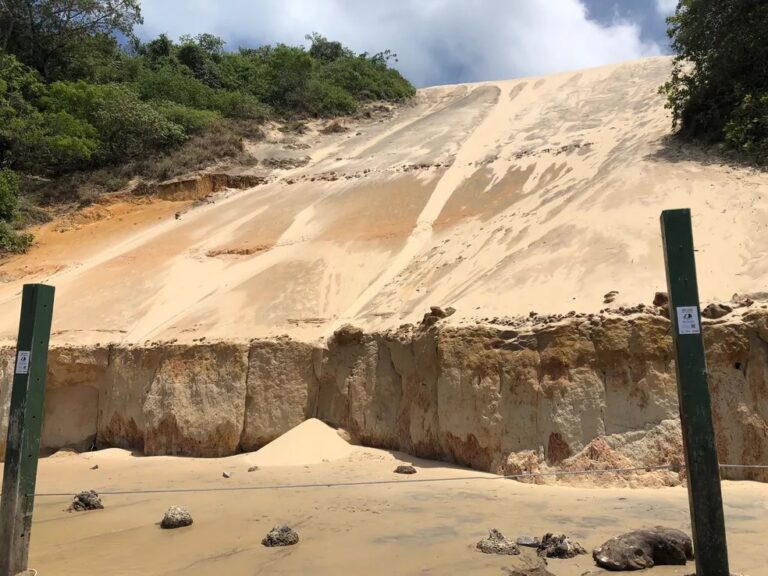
(17, 447), (765, 575)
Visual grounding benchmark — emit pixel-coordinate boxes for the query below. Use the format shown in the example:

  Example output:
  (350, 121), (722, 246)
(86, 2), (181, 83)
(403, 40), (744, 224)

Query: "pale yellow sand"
(243, 418), (356, 467)
(1, 57), (766, 346)
(9, 446), (764, 575)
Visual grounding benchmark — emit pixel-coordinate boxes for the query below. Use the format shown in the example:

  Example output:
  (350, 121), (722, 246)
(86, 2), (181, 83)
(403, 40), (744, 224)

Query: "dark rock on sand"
(537, 533), (587, 559)
(516, 536), (540, 548)
(68, 490), (104, 512)
(161, 506), (193, 529)
(262, 525), (299, 547)
(394, 465), (417, 474)
(592, 526), (693, 570)
(476, 529), (520, 555)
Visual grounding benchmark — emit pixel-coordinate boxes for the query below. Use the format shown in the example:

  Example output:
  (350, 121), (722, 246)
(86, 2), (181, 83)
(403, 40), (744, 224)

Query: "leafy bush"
(153, 102), (221, 133)
(93, 90), (186, 158)
(661, 0), (768, 163)
(0, 222), (34, 254)
(324, 56), (415, 101)
(0, 57), (100, 173)
(0, 169), (21, 221)
(43, 82), (185, 160)
(724, 93), (768, 162)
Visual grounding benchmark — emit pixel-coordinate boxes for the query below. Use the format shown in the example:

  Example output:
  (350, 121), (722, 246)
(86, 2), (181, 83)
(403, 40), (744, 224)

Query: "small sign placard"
(676, 306), (701, 335)
(15, 351), (31, 374)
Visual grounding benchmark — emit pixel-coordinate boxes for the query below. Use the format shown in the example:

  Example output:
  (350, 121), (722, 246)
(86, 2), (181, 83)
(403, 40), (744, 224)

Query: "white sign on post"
(676, 306), (701, 335)
(15, 351), (30, 374)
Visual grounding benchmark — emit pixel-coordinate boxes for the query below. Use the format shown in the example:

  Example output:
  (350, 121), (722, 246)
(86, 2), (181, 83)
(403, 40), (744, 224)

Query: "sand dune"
(1, 56), (766, 346)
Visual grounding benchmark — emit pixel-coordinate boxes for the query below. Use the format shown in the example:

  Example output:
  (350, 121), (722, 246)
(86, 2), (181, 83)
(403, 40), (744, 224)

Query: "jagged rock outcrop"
(3, 312), (768, 484)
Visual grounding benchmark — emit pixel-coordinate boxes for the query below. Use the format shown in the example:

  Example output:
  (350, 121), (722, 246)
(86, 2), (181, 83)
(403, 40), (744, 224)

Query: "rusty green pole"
(0, 284), (55, 576)
(661, 209), (729, 576)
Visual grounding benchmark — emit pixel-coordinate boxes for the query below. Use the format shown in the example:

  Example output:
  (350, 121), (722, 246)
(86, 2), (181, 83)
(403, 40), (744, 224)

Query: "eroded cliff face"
(2, 312), (768, 484)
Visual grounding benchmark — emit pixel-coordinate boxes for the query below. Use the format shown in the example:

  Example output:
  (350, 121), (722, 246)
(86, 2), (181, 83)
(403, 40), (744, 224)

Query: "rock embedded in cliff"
(334, 324), (365, 344)
(702, 303), (733, 319)
(476, 529), (520, 555)
(604, 291), (619, 304)
(161, 506), (193, 529)
(68, 490), (103, 512)
(592, 527), (693, 570)
(653, 292), (669, 307)
(262, 525), (299, 547)
(537, 533), (586, 558)
(394, 464), (417, 474)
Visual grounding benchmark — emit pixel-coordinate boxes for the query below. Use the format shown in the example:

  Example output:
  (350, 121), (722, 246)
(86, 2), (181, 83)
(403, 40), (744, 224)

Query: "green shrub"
(724, 93), (768, 163)
(0, 169), (21, 221)
(0, 222), (34, 254)
(43, 82), (185, 160)
(324, 56), (415, 101)
(152, 101), (221, 133)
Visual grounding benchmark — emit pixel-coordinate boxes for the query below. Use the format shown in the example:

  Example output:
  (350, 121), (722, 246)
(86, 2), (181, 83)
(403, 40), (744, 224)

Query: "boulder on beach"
(592, 526), (693, 570)
(161, 506), (193, 529)
(476, 529), (520, 555)
(68, 490), (104, 512)
(262, 525), (299, 547)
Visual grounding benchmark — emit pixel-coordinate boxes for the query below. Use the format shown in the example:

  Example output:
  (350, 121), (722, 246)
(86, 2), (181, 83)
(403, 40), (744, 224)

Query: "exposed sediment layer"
(2, 311), (768, 484)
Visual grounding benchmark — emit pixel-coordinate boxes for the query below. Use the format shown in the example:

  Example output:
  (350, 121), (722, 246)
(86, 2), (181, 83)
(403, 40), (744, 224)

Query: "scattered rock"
(262, 156), (310, 170)
(262, 525), (299, 547)
(444, 306), (456, 317)
(476, 529), (520, 555)
(603, 290), (619, 304)
(394, 465), (417, 475)
(248, 466), (259, 472)
(161, 506), (193, 529)
(537, 533), (587, 559)
(68, 490), (103, 512)
(593, 527), (693, 570)
(222, 471), (231, 478)
(653, 292), (669, 307)
(516, 536), (541, 548)
(320, 121), (348, 134)
(90, 464), (99, 470)
(702, 303), (733, 319)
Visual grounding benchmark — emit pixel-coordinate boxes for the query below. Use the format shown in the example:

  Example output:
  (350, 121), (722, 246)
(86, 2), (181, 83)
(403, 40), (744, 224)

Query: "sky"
(135, 0), (678, 88)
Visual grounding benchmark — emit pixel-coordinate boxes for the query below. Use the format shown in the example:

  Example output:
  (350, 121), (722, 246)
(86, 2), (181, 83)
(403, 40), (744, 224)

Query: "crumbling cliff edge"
(2, 310), (767, 485)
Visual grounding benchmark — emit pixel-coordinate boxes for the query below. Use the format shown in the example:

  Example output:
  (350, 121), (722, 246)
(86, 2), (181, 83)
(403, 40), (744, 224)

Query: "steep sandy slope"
(0, 56), (766, 345)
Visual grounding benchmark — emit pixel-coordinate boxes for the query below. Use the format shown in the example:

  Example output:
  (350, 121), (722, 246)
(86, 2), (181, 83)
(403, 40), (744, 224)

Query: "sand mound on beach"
(244, 418), (354, 467)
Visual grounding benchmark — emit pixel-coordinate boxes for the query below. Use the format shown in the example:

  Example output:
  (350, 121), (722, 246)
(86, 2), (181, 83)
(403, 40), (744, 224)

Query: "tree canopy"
(661, 0), (768, 163)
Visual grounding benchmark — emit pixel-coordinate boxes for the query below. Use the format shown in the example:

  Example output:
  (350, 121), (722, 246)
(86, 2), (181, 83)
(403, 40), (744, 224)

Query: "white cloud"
(136, 0), (663, 87)
(655, 0), (678, 16)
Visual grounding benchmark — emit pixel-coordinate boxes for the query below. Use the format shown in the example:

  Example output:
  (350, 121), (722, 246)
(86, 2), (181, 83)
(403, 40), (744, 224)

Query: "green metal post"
(661, 209), (729, 576)
(0, 284), (55, 576)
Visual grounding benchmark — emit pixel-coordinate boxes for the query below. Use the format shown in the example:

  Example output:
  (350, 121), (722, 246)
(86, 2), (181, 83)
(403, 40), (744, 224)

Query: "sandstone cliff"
(3, 310), (767, 485)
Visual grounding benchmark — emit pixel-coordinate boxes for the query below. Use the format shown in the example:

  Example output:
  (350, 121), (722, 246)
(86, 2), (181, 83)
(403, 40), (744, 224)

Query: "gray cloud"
(137, 0), (664, 87)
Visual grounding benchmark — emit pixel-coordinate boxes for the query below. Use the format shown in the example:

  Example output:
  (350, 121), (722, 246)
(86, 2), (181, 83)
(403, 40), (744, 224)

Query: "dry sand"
(1, 57), (766, 346)
(14, 444), (766, 575)
(243, 418), (356, 467)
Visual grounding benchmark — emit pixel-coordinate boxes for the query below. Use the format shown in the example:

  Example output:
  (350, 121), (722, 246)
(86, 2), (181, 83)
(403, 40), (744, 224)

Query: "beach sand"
(15, 420), (766, 575)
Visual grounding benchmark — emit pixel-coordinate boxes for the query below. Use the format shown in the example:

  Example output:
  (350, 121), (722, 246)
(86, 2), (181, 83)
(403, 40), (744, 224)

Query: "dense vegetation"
(661, 0), (768, 163)
(0, 0), (415, 253)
